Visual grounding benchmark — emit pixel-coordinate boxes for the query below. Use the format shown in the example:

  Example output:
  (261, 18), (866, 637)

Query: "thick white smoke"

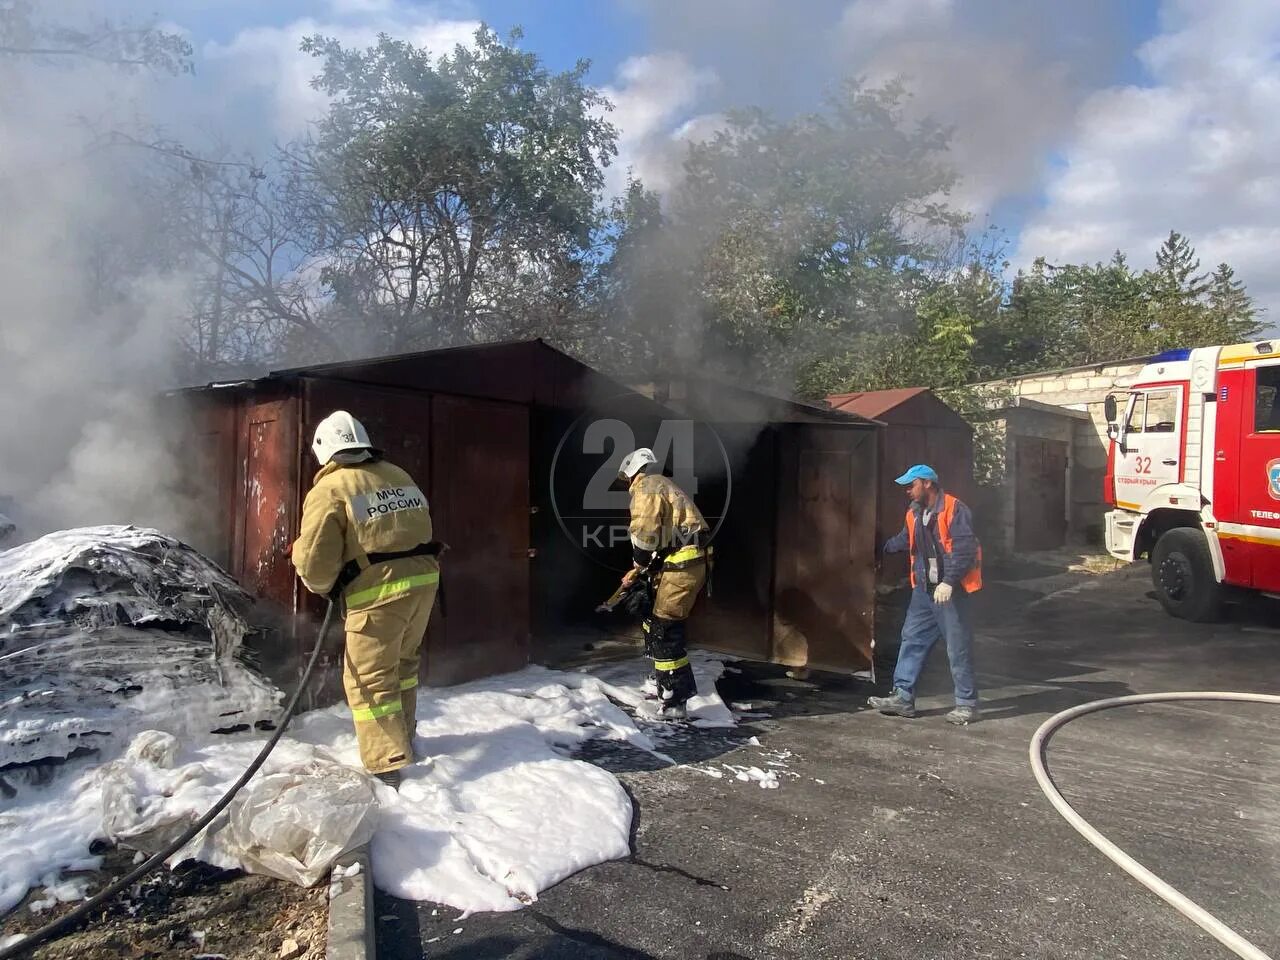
(0, 38), (199, 543)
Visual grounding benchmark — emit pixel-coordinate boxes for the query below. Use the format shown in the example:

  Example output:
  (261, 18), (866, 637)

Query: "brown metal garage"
(173, 341), (881, 698)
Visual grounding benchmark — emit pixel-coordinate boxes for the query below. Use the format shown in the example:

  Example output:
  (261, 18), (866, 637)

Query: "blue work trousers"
(892, 585), (978, 707)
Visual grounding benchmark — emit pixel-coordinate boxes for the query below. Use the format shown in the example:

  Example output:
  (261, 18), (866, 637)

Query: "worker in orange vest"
(868, 464), (982, 725)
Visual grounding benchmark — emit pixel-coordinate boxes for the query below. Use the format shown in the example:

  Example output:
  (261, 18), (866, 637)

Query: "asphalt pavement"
(375, 561), (1280, 960)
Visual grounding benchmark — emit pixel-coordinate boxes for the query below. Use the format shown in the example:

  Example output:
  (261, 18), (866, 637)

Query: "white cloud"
(326, 0), (397, 13)
(1017, 0), (1280, 326)
(205, 4), (479, 138)
(599, 53), (721, 199)
(838, 0), (953, 50)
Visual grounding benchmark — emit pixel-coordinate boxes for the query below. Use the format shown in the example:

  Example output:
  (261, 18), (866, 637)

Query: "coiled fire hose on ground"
(0, 600), (340, 960)
(1030, 692), (1280, 960)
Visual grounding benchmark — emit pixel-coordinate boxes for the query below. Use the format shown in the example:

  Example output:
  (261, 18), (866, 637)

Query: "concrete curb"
(327, 844), (374, 960)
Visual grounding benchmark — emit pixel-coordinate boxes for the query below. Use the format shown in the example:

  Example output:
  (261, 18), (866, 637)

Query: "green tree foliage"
(998, 252), (1153, 369)
(803, 233), (1260, 398)
(595, 64), (1264, 399)
(1206, 262), (1257, 338)
(994, 234), (1261, 373)
(7, 6), (1259, 396)
(596, 81), (965, 384)
(596, 80), (1262, 410)
(791, 230), (1261, 483)
(287, 26), (617, 354)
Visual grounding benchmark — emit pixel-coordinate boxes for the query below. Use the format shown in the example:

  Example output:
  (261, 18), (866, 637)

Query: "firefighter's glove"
(623, 582), (652, 618)
(933, 582), (953, 604)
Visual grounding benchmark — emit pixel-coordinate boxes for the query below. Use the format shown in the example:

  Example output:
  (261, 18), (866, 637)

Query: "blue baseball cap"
(894, 464), (939, 485)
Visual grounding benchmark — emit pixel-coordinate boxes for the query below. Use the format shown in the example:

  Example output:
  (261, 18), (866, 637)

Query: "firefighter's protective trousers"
(343, 579), (438, 773)
(644, 562), (706, 705)
(628, 471), (711, 708)
(292, 456), (440, 773)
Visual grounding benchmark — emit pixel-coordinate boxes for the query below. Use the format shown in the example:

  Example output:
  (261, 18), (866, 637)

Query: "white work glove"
(933, 582), (953, 604)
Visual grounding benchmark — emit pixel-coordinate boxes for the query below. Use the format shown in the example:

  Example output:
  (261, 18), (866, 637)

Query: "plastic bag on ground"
(97, 731), (378, 886)
(228, 758), (378, 887)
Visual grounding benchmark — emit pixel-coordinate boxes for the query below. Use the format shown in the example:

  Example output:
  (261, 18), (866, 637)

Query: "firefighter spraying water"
(291, 411), (445, 789)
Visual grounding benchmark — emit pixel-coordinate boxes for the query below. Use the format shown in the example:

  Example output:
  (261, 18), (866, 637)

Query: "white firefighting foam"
(0, 657), (735, 920)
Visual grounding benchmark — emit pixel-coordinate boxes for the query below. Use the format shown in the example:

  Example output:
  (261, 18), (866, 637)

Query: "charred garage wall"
(174, 340), (880, 698)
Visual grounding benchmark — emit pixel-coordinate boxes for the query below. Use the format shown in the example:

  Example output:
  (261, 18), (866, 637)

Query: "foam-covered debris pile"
(0, 525), (281, 783)
(0, 528), (751, 925)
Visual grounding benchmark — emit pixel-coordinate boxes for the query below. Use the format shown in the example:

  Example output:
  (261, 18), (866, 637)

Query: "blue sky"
(129, 0), (1280, 322)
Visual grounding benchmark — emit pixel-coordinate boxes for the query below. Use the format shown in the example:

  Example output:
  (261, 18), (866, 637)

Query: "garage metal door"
(1014, 436), (1069, 552)
(771, 425), (878, 673)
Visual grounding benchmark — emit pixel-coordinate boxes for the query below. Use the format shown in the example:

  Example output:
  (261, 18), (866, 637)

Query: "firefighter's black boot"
(648, 617), (696, 715)
(658, 663), (697, 716)
(641, 617), (660, 698)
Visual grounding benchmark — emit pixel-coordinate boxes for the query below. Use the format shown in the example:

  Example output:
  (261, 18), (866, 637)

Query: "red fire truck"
(1104, 339), (1280, 620)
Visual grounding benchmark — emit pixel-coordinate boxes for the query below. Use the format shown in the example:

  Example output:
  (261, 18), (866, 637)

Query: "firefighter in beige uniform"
(617, 448), (710, 716)
(291, 411), (441, 788)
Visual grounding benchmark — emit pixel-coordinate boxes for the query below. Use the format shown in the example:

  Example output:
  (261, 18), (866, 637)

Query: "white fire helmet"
(312, 410), (372, 465)
(618, 447), (658, 480)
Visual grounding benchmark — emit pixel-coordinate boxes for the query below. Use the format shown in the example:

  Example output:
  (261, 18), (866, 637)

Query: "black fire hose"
(0, 600), (340, 959)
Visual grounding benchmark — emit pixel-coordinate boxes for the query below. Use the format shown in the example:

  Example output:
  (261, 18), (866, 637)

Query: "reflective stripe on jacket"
(628, 473), (710, 569)
(900, 493), (983, 592)
(292, 458), (439, 609)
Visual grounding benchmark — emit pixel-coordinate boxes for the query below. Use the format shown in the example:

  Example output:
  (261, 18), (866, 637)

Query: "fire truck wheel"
(1150, 527), (1222, 622)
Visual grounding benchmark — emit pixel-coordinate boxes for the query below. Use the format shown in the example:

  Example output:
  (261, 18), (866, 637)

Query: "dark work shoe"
(945, 706), (978, 725)
(867, 690), (916, 718)
(374, 769), (402, 789)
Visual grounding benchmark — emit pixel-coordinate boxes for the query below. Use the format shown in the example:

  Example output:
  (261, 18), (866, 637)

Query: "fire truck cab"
(1103, 340), (1280, 620)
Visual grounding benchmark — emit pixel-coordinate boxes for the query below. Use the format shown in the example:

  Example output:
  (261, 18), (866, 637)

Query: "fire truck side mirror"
(1104, 394), (1118, 425)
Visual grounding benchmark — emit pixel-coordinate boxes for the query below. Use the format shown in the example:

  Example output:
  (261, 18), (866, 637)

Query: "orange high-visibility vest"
(905, 493), (983, 593)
